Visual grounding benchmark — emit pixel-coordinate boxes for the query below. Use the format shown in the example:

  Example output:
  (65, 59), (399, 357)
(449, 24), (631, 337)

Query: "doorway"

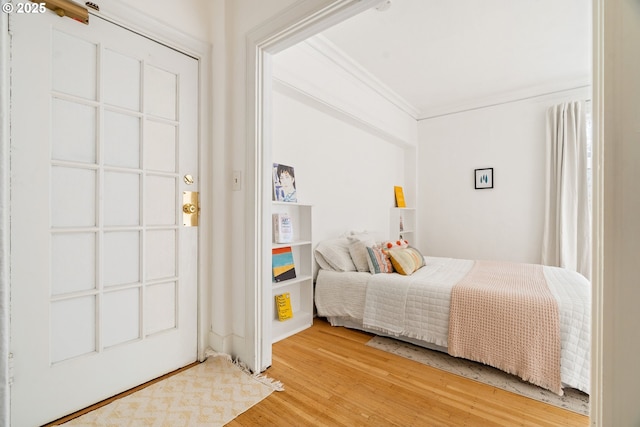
(246, 0), (599, 422)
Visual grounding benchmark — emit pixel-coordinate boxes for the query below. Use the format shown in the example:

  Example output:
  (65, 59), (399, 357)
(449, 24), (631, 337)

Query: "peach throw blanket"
(448, 260), (563, 395)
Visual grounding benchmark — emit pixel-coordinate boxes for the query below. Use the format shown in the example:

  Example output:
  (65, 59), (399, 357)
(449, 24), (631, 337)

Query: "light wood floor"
(228, 318), (589, 427)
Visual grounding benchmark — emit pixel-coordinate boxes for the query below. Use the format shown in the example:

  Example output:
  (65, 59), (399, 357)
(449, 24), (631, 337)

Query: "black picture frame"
(474, 168), (493, 189)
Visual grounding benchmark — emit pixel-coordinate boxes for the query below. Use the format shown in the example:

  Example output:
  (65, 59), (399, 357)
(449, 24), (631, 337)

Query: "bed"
(313, 236), (591, 396)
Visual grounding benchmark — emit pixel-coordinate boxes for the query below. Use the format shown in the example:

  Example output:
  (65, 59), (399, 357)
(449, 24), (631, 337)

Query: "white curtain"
(542, 101), (591, 279)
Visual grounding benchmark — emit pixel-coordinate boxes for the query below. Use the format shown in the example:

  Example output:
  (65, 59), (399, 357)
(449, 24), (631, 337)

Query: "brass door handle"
(183, 203), (197, 214)
(182, 191), (199, 227)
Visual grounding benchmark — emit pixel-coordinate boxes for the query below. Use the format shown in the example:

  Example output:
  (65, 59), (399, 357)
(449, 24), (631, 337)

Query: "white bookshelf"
(271, 202), (313, 342)
(390, 207), (416, 244)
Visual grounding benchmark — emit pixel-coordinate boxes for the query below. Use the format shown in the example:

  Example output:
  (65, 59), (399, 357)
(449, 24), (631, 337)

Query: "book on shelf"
(275, 292), (293, 321)
(394, 186), (406, 208)
(273, 212), (293, 243)
(272, 246), (296, 282)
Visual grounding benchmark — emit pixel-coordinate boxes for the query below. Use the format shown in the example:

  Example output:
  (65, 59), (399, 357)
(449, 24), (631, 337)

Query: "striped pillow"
(387, 246), (425, 275)
(365, 246), (393, 274)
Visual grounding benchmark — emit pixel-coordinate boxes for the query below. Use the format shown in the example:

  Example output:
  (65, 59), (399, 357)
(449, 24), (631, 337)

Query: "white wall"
(273, 38), (418, 147)
(120, 0), (213, 41)
(271, 36), (418, 249)
(417, 87), (590, 264)
(215, 0), (302, 363)
(272, 87), (407, 248)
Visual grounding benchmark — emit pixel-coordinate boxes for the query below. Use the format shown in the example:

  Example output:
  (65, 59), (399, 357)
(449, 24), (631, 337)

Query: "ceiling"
(319, 0), (592, 119)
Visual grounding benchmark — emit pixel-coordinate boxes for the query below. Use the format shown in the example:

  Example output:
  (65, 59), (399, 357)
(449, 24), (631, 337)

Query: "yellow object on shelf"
(394, 186), (406, 208)
(275, 293), (293, 321)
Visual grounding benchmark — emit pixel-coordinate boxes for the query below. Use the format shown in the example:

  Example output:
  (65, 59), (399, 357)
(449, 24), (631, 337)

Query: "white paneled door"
(9, 11), (199, 426)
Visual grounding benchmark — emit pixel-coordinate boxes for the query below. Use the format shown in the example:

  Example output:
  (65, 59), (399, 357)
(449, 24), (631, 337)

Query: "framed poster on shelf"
(272, 163), (297, 202)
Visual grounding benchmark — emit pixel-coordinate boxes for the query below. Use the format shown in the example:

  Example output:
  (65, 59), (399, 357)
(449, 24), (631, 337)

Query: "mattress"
(314, 256), (591, 394)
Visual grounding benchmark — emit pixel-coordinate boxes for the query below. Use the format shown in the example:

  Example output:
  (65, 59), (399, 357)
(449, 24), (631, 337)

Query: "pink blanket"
(448, 260), (563, 395)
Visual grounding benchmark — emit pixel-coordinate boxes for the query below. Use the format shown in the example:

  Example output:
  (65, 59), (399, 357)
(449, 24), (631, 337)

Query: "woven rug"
(64, 351), (283, 426)
(367, 336), (589, 416)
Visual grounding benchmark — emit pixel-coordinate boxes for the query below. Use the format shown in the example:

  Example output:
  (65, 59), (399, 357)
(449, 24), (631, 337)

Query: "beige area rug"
(367, 336), (589, 416)
(64, 351), (283, 426)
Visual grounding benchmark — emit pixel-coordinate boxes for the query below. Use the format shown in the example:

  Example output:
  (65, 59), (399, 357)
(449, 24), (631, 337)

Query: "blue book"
(272, 247), (296, 282)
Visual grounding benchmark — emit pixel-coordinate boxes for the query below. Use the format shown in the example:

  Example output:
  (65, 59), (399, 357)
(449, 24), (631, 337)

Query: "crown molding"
(272, 77), (414, 148)
(294, 34), (592, 122)
(417, 77), (592, 120)
(306, 34), (420, 119)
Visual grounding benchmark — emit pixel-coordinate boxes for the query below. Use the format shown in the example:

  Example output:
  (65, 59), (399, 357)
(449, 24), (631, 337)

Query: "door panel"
(102, 48), (141, 110)
(10, 11), (199, 426)
(52, 29), (98, 100)
(103, 111), (140, 167)
(52, 98), (97, 162)
(145, 65), (178, 120)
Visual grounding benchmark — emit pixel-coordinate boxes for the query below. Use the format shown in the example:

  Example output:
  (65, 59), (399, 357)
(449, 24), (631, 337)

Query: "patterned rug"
(64, 351), (283, 426)
(366, 336), (589, 416)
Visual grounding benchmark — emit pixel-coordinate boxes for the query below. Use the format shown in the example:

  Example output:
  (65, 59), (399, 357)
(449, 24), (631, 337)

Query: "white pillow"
(314, 238), (357, 272)
(345, 232), (376, 272)
(348, 240), (371, 272)
(314, 250), (334, 271)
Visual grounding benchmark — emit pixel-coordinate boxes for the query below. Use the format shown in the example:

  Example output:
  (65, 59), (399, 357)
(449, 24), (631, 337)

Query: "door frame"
(0, 8), (10, 427)
(243, 0), (382, 373)
(0, 4), (212, 424)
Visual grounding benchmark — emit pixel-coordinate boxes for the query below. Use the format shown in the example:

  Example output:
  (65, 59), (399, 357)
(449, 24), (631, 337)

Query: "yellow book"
(275, 293), (293, 321)
(394, 186), (406, 208)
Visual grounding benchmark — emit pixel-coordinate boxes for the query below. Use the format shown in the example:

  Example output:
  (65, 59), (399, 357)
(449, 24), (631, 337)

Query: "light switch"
(232, 170), (241, 191)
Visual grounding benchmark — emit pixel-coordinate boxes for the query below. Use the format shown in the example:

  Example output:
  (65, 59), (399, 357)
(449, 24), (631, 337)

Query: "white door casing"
(244, 0), (383, 372)
(10, 11), (199, 426)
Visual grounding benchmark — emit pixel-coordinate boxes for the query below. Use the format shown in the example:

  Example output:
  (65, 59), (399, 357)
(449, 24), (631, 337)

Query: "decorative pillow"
(387, 246), (425, 275)
(382, 239), (409, 250)
(349, 241), (371, 272)
(314, 238), (357, 272)
(347, 232), (376, 273)
(366, 246), (393, 274)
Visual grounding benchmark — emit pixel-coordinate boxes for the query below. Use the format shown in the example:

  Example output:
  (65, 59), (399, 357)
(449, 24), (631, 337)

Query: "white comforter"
(314, 256), (591, 394)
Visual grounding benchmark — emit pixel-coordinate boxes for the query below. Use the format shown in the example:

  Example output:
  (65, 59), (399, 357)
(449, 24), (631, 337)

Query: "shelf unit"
(271, 202), (313, 343)
(390, 207), (416, 244)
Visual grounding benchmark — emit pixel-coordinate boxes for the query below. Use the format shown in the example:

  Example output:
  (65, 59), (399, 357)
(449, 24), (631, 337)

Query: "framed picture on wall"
(474, 168), (493, 189)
